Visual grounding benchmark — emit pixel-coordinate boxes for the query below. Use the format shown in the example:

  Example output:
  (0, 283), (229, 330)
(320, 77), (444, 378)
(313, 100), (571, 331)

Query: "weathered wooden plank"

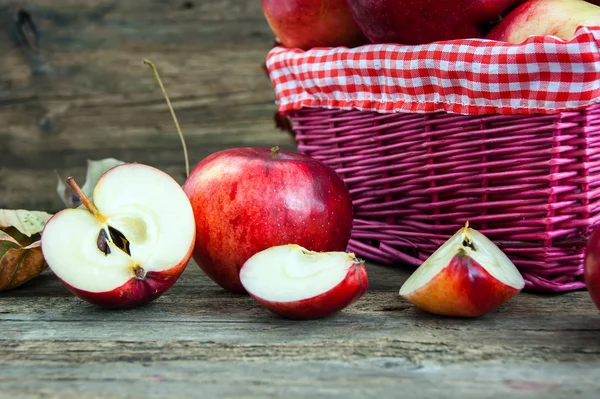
(2, 313), (599, 345)
(0, 0), (291, 212)
(0, 360), (598, 399)
(2, 263), (599, 362)
(1, 330), (599, 364)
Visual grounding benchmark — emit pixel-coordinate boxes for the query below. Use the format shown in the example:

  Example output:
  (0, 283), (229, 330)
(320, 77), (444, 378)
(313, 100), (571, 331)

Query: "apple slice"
(399, 223), (524, 317)
(41, 163), (195, 309)
(239, 244), (368, 319)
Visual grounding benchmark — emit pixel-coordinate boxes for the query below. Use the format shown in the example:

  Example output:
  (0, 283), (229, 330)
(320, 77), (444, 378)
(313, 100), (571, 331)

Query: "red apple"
(183, 146), (354, 294)
(399, 223), (524, 317)
(345, 0), (522, 45)
(486, 0), (600, 43)
(261, 0), (367, 49)
(584, 228), (600, 311)
(41, 164), (196, 309)
(240, 244), (368, 319)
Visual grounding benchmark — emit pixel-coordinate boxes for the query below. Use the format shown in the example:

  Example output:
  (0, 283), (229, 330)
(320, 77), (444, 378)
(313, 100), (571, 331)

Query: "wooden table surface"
(2, 1), (600, 398)
(2, 260), (600, 398)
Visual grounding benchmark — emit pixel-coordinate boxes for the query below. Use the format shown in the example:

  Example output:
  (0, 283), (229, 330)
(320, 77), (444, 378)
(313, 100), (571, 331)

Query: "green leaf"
(0, 209), (53, 237)
(56, 158), (126, 208)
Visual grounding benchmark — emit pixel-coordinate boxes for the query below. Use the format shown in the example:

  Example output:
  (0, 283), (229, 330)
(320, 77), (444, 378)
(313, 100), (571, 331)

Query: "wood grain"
(0, 0), (294, 212)
(1, 361), (599, 399)
(2, 261), (600, 398)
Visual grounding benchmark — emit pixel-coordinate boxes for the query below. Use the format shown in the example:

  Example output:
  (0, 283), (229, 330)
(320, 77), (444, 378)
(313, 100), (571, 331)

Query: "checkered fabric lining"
(266, 26), (600, 115)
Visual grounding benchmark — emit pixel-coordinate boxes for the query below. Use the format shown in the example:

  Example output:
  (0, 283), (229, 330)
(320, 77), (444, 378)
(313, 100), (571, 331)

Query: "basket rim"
(266, 26), (600, 117)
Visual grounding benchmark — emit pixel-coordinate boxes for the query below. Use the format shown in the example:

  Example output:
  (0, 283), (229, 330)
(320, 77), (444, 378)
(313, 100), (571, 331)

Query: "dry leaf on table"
(0, 209), (53, 291)
(56, 158), (126, 208)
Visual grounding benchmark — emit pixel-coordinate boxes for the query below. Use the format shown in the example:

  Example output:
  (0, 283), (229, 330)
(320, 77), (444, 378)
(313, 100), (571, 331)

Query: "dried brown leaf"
(0, 209), (53, 291)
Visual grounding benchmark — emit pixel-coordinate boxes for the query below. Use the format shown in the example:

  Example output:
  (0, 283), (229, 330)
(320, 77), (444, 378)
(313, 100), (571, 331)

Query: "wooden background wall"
(0, 0), (294, 212)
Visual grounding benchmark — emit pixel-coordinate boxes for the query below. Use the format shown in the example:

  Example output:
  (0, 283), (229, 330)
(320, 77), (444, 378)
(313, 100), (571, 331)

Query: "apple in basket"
(261, 0), (366, 50)
(399, 223), (525, 317)
(485, 0), (600, 43)
(584, 228), (600, 311)
(344, 0), (523, 45)
(41, 164), (195, 309)
(239, 244), (368, 319)
(182, 146), (355, 294)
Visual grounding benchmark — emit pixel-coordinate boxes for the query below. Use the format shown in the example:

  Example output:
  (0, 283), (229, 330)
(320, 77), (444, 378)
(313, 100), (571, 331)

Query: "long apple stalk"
(143, 59), (190, 178)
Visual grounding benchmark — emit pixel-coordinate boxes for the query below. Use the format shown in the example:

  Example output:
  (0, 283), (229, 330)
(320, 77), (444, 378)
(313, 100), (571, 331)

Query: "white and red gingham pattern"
(266, 26), (600, 115)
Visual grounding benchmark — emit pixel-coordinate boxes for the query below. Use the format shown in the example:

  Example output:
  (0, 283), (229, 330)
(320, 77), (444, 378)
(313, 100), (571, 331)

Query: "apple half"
(399, 223), (524, 317)
(239, 244), (368, 319)
(41, 163), (196, 309)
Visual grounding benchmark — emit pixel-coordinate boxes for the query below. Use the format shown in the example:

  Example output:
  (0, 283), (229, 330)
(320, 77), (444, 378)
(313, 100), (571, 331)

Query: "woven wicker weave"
(288, 104), (600, 292)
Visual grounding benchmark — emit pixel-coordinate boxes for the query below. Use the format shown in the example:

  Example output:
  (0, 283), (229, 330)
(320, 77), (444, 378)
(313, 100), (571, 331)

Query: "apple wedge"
(41, 163), (195, 309)
(239, 244), (368, 319)
(399, 223), (524, 317)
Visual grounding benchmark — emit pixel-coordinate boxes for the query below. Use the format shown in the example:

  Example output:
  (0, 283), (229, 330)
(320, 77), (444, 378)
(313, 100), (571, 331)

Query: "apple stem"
(66, 177), (106, 223)
(143, 59), (190, 178)
(271, 146), (280, 159)
(461, 222), (476, 251)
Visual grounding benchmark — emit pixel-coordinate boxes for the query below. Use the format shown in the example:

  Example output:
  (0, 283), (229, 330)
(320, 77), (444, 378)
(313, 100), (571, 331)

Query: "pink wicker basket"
(266, 27), (600, 292)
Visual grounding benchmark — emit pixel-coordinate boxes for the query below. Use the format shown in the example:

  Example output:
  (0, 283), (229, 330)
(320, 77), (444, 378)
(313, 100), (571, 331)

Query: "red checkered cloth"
(266, 26), (600, 116)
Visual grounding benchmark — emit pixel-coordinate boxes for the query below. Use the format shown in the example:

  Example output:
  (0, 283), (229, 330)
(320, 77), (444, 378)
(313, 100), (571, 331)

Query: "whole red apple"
(183, 147), (354, 294)
(485, 0), (600, 43)
(261, 0), (367, 50)
(584, 228), (600, 311)
(345, 0), (522, 45)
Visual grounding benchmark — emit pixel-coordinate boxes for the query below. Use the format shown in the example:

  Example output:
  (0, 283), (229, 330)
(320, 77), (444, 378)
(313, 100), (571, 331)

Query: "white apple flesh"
(41, 163), (195, 309)
(399, 223), (524, 317)
(240, 244), (368, 319)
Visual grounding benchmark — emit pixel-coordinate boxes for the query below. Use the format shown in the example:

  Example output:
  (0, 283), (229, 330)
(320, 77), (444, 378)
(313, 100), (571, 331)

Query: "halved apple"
(239, 244), (368, 319)
(399, 223), (524, 317)
(41, 163), (195, 309)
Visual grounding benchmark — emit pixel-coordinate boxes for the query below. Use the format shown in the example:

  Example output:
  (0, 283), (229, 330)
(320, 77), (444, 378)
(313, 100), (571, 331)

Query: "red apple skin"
(183, 148), (354, 294)
(54, 248), (193, 309)
(584, 228), (600, 311)
(344, 0), (522, 45)
(485, 0), (600, 43)
(249, 261), (368, 319)
(262, 0), (367, 49)
(402, 252), (522, 317)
